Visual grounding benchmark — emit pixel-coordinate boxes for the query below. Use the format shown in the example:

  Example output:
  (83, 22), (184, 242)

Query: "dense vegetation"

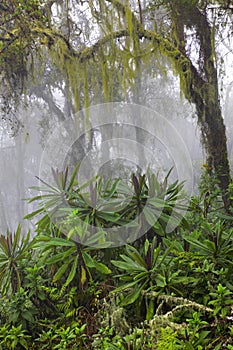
(0, 1), (233, 348)
(0, 166), (232, 349)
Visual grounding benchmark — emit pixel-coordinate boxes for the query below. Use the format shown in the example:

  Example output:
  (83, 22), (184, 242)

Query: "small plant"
(111, 238), (188, 319)
(32, 232), (111, 295)
(92, 326), (122, 349)
(53, 323), (87, 350)
(208, 283), (233, 318)
(0, 225), (33, 295)
(36, 322), (88, 349)
(6, 287), (37, 329)
(156, 327), (182, 350)
(184, 220), (233, 269)
(0, 324), (31, 350)
(186, 311), (209, 330)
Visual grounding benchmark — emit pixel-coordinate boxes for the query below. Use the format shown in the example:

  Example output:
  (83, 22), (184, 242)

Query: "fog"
(1, 68), (233, 233)
(0, 90), (202, 233)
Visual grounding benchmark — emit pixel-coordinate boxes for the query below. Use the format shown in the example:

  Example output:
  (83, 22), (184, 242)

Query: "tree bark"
(170, 2), (231, 210)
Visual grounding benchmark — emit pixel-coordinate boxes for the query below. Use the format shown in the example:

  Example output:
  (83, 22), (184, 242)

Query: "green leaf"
(64, 256), (78, 286)
(22, 311), (34, 322)
(82, 252), (95, 268)
(84, 230), (106, 245)
(108, 178), (121, 196)
(143, 207), (159, 227)
(143, 239), (150, 256)
(126, 245), (148, 269)
(92, 260), (111, 274)
(45, 247), (76, 265)
(151, 244), (161, 267)
(113, 279), (142, 293)
(184, 236), (213, 255)
(111, 260), (135, 271)
(147, 198), (166, 208)
(37, 237), (76, 248)
(146, 299), (154, 320)
(67, 163), (80, 191)
(13, 224), (21, 252)
(96, 211), (120, 222)
(35, 176), (60, 193)
(120, 253), (147, 271)
(24, 208), (44, 219)
(52, 263), (69, 282)
(87, 241), (112, 249)
(79, 175), (98, 191)
(119, 287), (142, 306)
(80, 265), (87, 288)
(155, 274), (166, 287)
(119, 281), (148, 306)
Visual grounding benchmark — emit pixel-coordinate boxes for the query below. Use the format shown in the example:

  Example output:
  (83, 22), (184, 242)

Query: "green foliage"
(22, 265), (47, 303)
(0, 0), (233, 347)
(92, 326), (123, 349)
(0, 324), (31, 350)
(32, 233), (111, 296)
(27, 166), (187, 248)
(184, 220), (233, 268)
(156, 327), (182, 350)
(1, 287), (37, 329)
(111, 240), (174, 308)
(0, 168), (232, 349)
(92, 325), (154, 350)
(208, 284), (233, 318)
(111, 237), (195, 320)
(179, 312), (211, 350)
(35, 322), (88, 350)
(0, 225), (33, 295)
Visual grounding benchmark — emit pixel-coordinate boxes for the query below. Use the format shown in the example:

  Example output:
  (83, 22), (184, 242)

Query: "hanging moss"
(99, 51), (110, 101)
(81, 62), (91, 137)
(126, 4), (134, 38)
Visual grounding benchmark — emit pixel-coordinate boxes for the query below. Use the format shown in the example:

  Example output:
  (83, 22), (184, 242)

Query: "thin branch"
(31, 85), (65, 122)
(138, 0), (143, 24)
(75, 29), (128, 62)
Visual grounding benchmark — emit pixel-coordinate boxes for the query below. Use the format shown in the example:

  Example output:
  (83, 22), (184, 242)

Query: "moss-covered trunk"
(194, 85), (231, 210)
(170, 1), (231, 210)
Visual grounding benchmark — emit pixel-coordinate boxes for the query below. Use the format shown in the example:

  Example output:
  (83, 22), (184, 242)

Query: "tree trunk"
(193, 84), (231, 210)
(170, 2), (231, 210)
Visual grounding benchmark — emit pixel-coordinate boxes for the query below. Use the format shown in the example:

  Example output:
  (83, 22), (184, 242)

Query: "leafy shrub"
(0, 324), (31, 350)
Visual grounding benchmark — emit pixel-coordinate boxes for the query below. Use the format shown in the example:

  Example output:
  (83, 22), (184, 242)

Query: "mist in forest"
(1, 69), (233, 233)
(0, 88), (202, 233)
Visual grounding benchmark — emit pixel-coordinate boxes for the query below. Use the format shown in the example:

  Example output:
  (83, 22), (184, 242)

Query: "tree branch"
(75, 29), (128, 62)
